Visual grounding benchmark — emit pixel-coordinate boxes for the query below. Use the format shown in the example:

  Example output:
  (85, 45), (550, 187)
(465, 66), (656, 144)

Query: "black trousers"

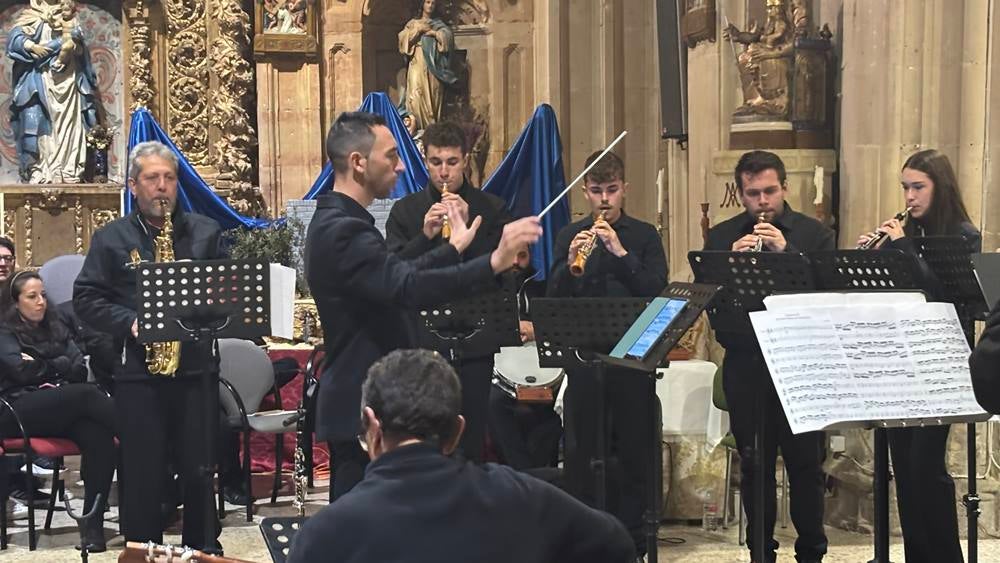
(115, 376), (220, 550)
(564, 366), (653, 554)
(452, 355), (493, 463)
(487, 386), (561, 470)
(888, 425), (964, 563)
(723, 351), (827, 563)
(328, 439), (368, 503)
(0, 384), (115, 521)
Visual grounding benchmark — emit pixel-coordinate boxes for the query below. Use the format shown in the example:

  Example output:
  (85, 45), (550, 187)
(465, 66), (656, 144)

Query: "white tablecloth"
(655, 360), (728, 448)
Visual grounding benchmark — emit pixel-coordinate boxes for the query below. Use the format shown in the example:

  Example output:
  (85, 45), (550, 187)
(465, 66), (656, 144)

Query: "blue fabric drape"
(125, 108), (272, 229)
(481, 104), (569, 279)
(126, 92), (570, 278)
(303, 92), (427, 200)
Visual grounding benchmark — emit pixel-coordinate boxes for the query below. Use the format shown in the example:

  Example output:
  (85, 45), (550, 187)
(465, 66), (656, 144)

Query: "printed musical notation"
(750, 302), (985, 435)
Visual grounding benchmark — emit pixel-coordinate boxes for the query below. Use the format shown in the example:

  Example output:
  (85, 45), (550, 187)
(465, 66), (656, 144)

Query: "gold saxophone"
(145, 200), (181, 376)
(440, 181), (452, 240)
(569, 211), (607, 277)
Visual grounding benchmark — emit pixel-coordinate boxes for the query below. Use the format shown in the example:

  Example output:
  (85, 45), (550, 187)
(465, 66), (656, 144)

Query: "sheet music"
(763, 292), (925, 310)
(751, 301), (985, 434)
(269, 264), (296, 339)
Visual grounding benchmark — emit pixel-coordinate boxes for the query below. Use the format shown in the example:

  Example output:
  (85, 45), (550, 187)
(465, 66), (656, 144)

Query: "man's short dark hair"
(734, 150), (786, 192)
(583, 150), (625, 184)
(361, 349), (462, 445)
(0, 237), (14, 256)
(325, 112), (387, 174)
(422, 121), (467, 155)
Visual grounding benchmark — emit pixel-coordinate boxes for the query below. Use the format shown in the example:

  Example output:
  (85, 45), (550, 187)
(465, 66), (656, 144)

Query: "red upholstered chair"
(0, 392), (85, 551)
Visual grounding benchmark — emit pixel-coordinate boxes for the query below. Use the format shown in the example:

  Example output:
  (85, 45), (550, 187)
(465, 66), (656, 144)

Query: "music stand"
(533, 282), (719, 563)
(689, 250), (815, 563)
(911, 236), (989, 563)
(417, 286), (521, 362)
(137, 259), (288, 552)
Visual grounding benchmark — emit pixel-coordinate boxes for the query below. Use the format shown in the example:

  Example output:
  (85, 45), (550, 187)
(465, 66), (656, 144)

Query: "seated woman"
(0, 271), (115, 551)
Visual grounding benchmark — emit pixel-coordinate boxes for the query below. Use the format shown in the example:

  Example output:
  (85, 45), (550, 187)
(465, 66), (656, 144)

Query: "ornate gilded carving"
(90, 209), (118, 232)
(3, 211), (14, 243)
(211, 0), (266, 217)
(127, 0), (155, 110)
(74, 198), (84, 255)
(164, 0), (209, 164)
(23, 200), (32, 267)
(35, 188), (72, 216)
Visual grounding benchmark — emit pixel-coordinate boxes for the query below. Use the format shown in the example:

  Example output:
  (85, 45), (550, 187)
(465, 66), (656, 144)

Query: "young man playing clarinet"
(704, 150), (834, 563)
(547, 150), (667, 561)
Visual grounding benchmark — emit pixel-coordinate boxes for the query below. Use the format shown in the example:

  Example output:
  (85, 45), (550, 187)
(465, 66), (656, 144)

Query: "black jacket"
(971, 304), (1000, 414)
(547, 212), (667, 298)
(0, 320), (87, 399)
(385, 179), (512, 261)
(704, 204), (836, 352)
(305, 192), (500, 442)
(287, 443), (634, 563)
(55, 300), (116, 387)
(73, 210), (224, 379)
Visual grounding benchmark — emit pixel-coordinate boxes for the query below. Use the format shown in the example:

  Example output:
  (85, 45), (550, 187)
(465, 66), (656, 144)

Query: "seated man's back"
(288, 350), (633, 563)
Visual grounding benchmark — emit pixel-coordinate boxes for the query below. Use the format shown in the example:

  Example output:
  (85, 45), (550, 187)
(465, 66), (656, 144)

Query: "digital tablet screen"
(624, 298), (687, 360)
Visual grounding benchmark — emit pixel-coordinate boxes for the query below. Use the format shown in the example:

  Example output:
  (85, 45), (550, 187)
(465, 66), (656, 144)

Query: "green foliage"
(224, 217), (309, 296)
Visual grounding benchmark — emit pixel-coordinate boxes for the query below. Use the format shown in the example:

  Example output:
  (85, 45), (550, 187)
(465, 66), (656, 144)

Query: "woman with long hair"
(857, 148), (979, 563)
(0, 270), (115, 551)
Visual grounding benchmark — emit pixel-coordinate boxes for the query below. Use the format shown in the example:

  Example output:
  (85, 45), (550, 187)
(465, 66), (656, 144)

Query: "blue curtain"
(125, 109), (272, 230)
(303, 92), (427, 199)
(481, 104), (569, 279)
(127, 93), (570, 277)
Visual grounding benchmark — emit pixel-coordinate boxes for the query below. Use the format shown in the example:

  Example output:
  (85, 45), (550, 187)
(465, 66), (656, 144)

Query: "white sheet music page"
(751, 301), (985, 434)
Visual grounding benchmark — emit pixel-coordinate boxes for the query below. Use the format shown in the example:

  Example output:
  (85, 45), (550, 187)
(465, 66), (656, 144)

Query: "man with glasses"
(547, 150), (668, 562)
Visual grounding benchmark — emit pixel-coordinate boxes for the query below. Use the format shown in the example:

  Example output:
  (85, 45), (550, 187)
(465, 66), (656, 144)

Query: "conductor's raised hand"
(492, 217), (543, 273)
(447, 206), (482, 254)
(441, 192), (469, 224)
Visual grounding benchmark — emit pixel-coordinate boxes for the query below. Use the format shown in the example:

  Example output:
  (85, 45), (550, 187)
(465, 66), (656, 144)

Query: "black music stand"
(417, 287), (521, 362)
(912, 236), (989, 563)
(533, 282), (719, 563)
(689, 250), (815, 563)
(806, 249), (926, 563)
(137, 259), (281, 552)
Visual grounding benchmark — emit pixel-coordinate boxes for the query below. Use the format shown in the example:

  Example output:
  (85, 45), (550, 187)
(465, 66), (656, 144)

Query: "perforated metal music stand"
(136, 259), (277, 553)
(417, 286), (521, 362)
(910, 236), (988, 563)
(689, 250), (815, 563)
(533, 282), (719, 563)
(807, 248), (987, 563)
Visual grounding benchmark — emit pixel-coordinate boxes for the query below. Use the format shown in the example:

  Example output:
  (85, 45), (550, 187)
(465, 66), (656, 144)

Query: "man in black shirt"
(972, 303), (1000, 414)
(74, 140), (226, 552)
(287, 349), (634, 563)
(547, 151), (667, 558)
(703, 150), (834, 563)
(306, 112), (541, 500)
(385, 121), (516, 462)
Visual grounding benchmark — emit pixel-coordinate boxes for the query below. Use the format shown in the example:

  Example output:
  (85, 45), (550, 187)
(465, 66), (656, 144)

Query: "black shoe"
(9, 487), (51, 507)
(223, 485), (251, 506)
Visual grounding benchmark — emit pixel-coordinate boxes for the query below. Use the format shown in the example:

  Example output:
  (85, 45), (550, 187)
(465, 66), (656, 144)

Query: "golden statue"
(724, 0), (794, 118)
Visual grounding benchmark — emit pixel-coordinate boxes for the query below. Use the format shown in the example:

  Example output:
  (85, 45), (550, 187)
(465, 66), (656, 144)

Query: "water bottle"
(701, 489), (719, 532)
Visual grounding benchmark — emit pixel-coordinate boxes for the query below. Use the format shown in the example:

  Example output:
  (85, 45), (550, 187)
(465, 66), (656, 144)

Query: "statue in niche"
(398, 0), (458, 132)
(263, 0), (307, 34)
(723, 0), (794, 118)
(7, 0), (101, 184)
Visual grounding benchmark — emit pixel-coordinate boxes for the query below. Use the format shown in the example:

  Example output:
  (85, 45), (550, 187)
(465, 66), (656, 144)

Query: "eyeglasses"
(0, 256), (14, 264)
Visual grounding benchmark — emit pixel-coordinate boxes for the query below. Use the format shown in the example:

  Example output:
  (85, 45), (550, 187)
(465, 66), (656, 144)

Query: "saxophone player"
(74, 141), (226, 553)
(546, 150), (667, 559)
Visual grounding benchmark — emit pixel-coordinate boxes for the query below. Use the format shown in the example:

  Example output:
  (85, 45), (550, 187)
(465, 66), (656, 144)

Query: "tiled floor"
(4, 474), (1000, 562)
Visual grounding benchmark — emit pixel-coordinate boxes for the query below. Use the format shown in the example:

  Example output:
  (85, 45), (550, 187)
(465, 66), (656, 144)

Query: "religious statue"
(723, 0), (794, 118)
(6, 0), (101, 184)
(398, 0), (458, 132)
(263, 0), (307, 34)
